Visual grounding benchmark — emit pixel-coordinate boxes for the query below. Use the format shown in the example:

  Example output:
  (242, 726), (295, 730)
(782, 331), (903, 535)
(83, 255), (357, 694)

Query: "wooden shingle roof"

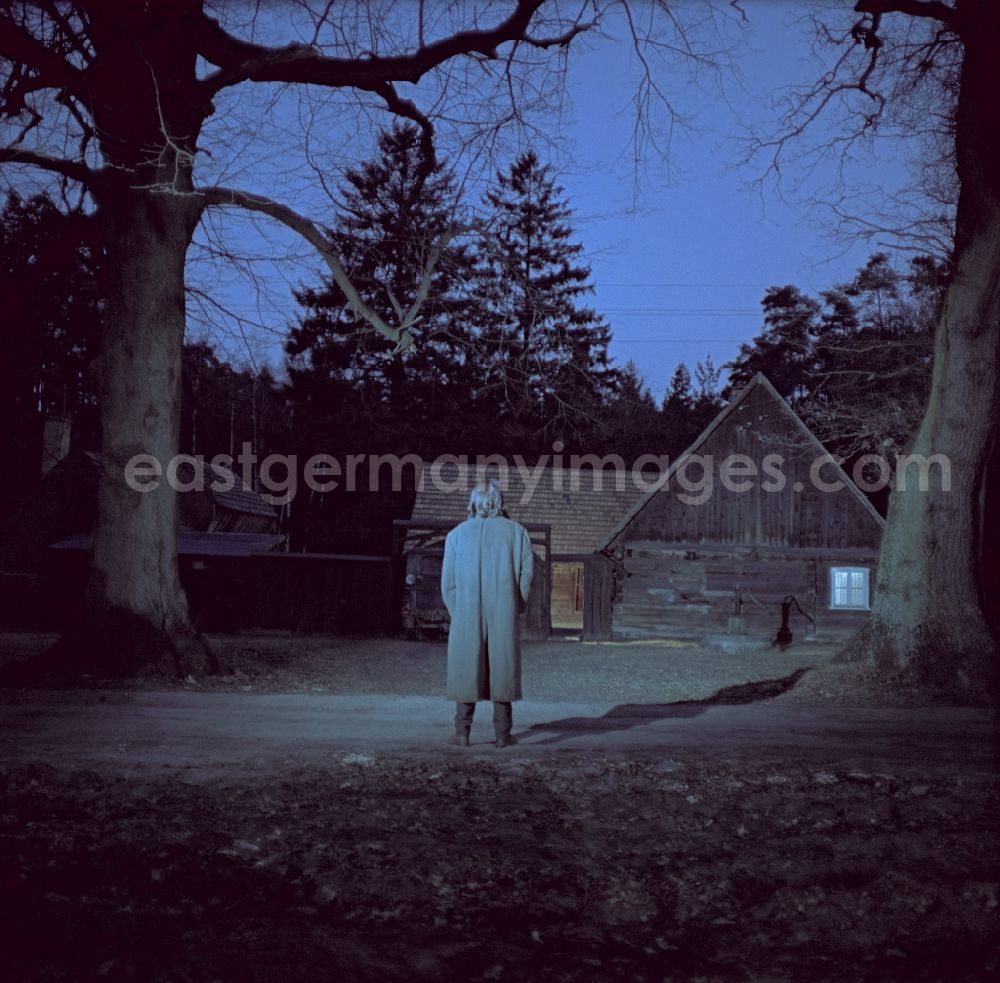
(408, 461), (646, 556)
(177, 458), (277, 519)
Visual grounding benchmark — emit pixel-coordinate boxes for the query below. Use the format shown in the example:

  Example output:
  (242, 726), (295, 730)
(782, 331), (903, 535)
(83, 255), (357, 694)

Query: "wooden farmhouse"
(585, 373), (886, 644)
(399, 460), (645, 635)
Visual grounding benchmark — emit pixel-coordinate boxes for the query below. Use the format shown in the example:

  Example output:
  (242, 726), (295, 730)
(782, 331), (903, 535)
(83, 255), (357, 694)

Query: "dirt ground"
(0, 629), (963, 706)
(1, 631), (998, 982)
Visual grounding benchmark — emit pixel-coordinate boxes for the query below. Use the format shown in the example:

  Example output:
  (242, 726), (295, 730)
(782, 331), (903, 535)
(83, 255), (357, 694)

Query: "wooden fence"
(183, 553), (398, 634)
(22, 550), (399, 635)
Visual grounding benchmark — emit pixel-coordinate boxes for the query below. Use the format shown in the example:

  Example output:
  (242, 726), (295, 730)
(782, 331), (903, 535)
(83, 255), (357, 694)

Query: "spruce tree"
(662, 363), (693, 416)
(286, 124), (476, 455)
(598, 360), (661, 462)
(0, 192), (101, 519)
(475, 150), (617, 446)
(657, 357), (723, 458)
(661, 363), (696, 457)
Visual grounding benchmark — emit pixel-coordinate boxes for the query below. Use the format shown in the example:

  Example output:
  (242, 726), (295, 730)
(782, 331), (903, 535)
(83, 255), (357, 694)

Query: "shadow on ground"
(521, 667), (813, 744)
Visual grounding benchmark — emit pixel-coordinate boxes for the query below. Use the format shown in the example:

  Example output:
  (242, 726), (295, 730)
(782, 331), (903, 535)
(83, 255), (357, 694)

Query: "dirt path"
(0, 689), (995, 778)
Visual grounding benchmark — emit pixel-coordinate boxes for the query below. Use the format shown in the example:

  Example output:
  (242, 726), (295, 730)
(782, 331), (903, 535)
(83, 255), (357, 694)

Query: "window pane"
(830, 567), (869, 608)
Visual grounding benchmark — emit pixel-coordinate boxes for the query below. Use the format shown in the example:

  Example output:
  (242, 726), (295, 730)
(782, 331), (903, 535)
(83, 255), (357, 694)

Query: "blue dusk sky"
(546, 0), (918, 398)
(189, 1), (926, 398)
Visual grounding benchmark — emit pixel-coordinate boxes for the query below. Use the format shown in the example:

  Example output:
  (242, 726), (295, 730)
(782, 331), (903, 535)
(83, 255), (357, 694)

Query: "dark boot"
(493, 701), (516, 747)
(451, 702), (475, 746)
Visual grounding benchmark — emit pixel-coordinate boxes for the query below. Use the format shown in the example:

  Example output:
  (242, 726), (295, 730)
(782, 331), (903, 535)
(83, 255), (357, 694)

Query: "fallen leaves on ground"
(1, 754), (997, 982)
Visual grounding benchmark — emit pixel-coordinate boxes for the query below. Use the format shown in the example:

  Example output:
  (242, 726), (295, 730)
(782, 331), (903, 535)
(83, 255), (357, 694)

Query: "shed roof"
(408, 461), (646, 556)
(176, 458), (277, 519)
(599, 372), (886, 549)
(48, 531), (285, 557)
(49, 451), (275, 520)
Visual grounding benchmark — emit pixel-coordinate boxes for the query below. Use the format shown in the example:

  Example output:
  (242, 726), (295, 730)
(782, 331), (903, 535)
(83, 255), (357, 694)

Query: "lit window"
(829, 567), (870, 610)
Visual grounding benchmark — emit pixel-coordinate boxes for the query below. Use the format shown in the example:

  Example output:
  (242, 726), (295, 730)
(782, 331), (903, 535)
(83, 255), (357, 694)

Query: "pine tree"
(475, 150), (617, 445)
(724, 285), (819, 402)
(286, 124), (476, 454)
(690, 353), (725, 433)
(724, 254), (938, 462)
(806, 254), (938, 459)
(598, 360), (661, 461)
(694, 354), (723, 403)
(1, 192), (101, 418)
(0, 192), (101, 519)
(658, 363), (691, 454)
(180, 342), (286, 466)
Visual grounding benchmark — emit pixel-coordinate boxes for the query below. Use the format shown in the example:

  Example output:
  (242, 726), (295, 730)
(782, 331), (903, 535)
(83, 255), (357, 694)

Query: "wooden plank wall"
(250, 555), (395, 634)
(583, 553), (615, 640)
(35, 552), (398, 635)
(551, 561), (584, 629)
(185, 554), (396, 634)
(625, 385), (884, 551)
(522, 558), (551, 638)
(612, 542), (875, 643)
(38, 548), (553, 639)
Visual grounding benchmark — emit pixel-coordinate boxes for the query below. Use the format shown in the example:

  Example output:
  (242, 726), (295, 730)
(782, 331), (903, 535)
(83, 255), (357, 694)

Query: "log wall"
(612, 541), (877, 643)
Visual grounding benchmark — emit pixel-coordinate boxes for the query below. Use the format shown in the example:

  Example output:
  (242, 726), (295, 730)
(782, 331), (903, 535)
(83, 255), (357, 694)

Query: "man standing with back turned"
(441, 478), (534, 748)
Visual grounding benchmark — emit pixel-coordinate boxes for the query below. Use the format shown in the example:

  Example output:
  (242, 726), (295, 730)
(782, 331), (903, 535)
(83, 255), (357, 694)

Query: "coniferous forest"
(3, 128), (939, 554)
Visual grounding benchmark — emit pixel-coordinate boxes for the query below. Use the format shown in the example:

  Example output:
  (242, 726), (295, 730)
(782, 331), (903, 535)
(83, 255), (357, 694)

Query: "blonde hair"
(468, 478), (505, 518)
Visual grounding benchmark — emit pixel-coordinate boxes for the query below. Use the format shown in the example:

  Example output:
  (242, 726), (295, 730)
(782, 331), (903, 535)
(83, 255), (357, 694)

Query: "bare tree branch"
(199, 184), (454, 355)
(0, 12), (86, 98)
(194, 0), (572, 93)
(854, 1), (960, 32)
(0, 145), (95, 183)
(366, 79), (437, 185)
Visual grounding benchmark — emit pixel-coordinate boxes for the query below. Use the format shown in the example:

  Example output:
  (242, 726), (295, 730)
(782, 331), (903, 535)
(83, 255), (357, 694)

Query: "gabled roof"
(599, 372), (886, 549)
(408, 461), (645, 556)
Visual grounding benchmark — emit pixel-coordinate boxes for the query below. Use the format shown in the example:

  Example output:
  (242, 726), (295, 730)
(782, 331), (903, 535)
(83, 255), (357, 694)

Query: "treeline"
(1, 131), (725, 550)
(2, 127), (939, 552)
(724, 252), (942, 464)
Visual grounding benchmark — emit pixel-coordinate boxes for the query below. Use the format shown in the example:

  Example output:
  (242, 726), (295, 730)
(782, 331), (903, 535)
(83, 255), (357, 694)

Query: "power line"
(195, 305), (761, 316)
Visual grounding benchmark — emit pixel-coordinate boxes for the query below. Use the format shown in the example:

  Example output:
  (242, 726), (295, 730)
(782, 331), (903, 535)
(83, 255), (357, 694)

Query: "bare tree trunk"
(842, 10), (1000, 699)
(46, 188), (215, 677)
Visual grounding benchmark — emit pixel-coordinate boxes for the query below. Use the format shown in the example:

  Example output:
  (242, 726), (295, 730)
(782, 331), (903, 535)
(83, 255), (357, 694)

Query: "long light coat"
(441, 515), (534, 702)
